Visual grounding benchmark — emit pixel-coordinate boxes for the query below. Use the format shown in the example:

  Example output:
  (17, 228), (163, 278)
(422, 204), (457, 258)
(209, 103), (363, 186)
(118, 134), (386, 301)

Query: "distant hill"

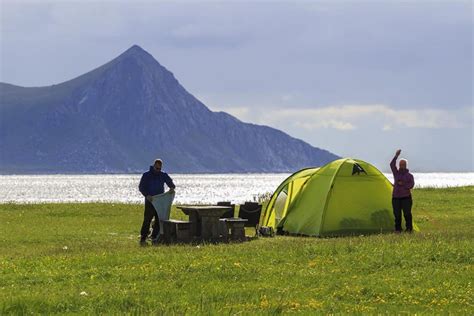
(0, 45), (339, 173)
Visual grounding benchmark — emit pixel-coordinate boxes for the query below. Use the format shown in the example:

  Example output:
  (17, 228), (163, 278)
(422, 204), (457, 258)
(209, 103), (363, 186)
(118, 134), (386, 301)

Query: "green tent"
(261, 158), (417, 236)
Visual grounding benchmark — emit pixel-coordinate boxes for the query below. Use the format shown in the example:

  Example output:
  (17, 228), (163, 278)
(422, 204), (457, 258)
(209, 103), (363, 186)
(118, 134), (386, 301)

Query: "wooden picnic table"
(177, 205), (233, 240)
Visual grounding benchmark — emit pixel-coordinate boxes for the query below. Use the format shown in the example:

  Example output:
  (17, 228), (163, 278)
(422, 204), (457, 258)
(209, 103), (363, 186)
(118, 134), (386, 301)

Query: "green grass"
(0, 187), (473, 314)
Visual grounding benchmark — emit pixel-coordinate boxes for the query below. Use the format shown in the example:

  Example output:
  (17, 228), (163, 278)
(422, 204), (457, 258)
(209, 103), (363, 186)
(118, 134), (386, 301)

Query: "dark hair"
(154, 159), (163, 166)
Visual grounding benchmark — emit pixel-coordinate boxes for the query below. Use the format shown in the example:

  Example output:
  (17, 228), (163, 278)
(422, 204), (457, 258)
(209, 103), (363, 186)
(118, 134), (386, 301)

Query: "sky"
(1, 0), (473, 172)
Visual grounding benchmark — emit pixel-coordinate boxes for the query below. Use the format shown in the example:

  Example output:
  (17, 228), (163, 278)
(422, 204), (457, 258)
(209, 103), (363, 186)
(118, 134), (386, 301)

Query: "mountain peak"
(116, 45), (156, 64)
(125, 44), (146, 54)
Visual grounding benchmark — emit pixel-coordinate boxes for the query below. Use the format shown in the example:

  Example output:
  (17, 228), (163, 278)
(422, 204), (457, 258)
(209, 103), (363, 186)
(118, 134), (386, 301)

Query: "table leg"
(230, 222), (246, 241)
(188, 210), (200, 237)
(219, 219), (229, 240)
(201, 215), (213, 240)
(210, 216), (220, 239)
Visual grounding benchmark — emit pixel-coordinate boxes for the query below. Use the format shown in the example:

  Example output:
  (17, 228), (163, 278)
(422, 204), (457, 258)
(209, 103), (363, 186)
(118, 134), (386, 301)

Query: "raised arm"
(390, 149), (401, 175)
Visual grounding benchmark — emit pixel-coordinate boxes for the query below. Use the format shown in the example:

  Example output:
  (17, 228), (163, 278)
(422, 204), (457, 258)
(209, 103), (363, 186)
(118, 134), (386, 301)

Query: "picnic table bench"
(160, 219), (193, 243)
(219, 218), (248, 241)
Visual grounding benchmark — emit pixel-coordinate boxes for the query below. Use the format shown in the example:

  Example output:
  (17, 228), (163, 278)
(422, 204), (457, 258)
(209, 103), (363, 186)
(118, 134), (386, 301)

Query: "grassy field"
(0, 187), (473, 314)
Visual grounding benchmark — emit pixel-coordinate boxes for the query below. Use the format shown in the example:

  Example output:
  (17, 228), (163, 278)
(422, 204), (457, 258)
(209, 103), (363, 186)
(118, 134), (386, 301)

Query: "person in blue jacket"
(138, 159), (175, 245)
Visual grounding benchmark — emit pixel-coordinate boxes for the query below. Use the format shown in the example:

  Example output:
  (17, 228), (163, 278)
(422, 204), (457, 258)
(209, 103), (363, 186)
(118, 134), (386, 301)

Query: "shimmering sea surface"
(0, 173), (473, 204)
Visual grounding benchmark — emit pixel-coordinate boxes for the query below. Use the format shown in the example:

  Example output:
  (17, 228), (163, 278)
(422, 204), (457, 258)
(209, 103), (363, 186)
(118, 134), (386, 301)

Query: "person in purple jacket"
(390, 149), (415, 233)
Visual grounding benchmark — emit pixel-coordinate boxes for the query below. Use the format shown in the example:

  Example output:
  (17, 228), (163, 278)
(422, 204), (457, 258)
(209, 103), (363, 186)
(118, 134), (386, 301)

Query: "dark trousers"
(392, 196), (413, 232)
(140, 200), (159, 240)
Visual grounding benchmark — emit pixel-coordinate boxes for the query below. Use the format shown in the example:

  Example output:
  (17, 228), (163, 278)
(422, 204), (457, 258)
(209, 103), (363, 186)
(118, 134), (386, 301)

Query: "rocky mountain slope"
(0, 45), (338, 173)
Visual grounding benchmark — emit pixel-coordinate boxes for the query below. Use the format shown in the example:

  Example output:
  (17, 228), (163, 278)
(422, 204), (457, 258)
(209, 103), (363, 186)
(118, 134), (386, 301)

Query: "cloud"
(281, 94), (295, 102)
(212, 104), (472, 131)
(382, 124), (392, 131)
(295, 120), (356, 131)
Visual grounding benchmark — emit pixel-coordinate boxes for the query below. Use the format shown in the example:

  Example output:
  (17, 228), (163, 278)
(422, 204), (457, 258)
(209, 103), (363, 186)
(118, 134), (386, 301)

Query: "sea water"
(0, 173), (472, 204)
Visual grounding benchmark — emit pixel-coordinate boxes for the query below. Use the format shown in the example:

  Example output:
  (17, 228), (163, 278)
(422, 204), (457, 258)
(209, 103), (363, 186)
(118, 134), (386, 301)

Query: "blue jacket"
(138, 166), (175, 197)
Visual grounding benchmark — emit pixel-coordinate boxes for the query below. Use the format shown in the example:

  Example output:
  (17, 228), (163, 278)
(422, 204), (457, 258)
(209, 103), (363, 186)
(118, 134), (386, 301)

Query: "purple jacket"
(390, 154), (414, 198)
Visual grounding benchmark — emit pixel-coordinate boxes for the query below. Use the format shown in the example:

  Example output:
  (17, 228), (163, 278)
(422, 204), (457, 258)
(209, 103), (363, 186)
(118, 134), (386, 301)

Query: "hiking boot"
(394, 230), (402, 234)
(139, 239), (148, 247)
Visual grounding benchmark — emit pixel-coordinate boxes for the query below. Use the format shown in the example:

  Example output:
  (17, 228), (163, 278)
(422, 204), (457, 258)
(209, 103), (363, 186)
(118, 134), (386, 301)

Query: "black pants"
(392, 196), (413, 232)
(140, 200), (159, 240)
